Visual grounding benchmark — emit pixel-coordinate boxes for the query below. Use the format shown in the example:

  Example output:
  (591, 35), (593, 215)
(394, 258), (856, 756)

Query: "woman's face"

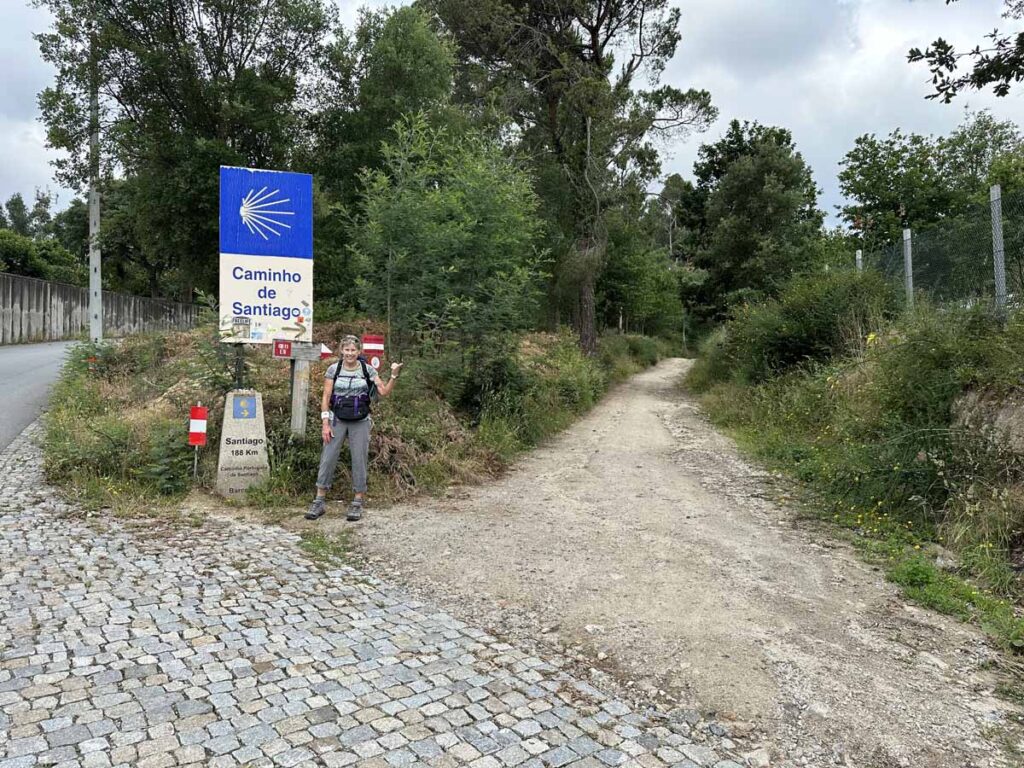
(341, 342), (360, 364)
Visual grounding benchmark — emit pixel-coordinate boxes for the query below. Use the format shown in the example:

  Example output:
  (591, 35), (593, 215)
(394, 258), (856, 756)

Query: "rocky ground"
(327, 359), (1024, 768)
(0, 422), (744, 768)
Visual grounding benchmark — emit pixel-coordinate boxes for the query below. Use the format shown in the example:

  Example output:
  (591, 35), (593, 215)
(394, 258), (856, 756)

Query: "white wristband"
(320, 411), (331, 420)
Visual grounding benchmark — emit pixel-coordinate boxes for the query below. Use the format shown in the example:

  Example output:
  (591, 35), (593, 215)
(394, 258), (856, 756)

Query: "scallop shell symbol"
(239, 187), (295, 240)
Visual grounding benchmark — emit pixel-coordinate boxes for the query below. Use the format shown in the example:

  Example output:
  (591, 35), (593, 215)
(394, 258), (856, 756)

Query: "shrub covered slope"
(44, 318), (671, 512)
(688, 271), (1024, 654)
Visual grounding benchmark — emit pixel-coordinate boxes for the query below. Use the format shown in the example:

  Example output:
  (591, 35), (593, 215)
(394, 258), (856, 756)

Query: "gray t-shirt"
(325, 361), (379, 397)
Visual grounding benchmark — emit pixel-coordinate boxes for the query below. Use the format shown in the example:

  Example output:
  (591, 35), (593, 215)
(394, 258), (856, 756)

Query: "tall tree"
(310, 6), (455, 202)
(941, 110), (1022, 195)
(599, 193), (685, 335)
(695, 139), (823, 319)
(693, 120), (796, 193)
(29, 191), (53, 238)
(351, 115), (544, 345)
(838, 130), (949, 249)
(839, 112), (1023, 249)
(653, 173), (703, 261)
(307, 6), (456, 308)
(428, 0), (716, 353)
(35, 0), (335, 298)
(4, 194), (32, 237)
(49, 198), (90, 263)
(678, 120), (801, 251)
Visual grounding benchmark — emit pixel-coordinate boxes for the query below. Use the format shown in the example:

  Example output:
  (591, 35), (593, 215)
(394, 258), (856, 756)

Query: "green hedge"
(691, 270), (899, 387)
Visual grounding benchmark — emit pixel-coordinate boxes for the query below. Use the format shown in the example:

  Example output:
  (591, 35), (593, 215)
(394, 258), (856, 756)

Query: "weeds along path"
(350, 358), (1022, 768)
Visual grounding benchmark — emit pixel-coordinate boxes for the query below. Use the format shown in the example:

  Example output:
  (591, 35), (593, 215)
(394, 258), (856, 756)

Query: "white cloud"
(0, 1), (73, 207)
(677, 0), (850, 77)
(0, 118), (70, 209)
(661, 0), (1024, 223)
(4, 0), (1024, 224)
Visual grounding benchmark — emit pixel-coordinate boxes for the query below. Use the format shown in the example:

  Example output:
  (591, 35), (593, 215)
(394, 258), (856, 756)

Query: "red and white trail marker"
(189, 405), (209, 447)
(362, 334), (385, 370)
(320, 343), (332, 360)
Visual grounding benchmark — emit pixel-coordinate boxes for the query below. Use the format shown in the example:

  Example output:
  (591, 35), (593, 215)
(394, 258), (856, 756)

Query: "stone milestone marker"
(216, 390), (270, 500)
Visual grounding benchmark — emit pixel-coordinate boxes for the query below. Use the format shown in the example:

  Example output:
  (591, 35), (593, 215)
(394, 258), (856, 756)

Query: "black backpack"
(330, 358), (378, 421)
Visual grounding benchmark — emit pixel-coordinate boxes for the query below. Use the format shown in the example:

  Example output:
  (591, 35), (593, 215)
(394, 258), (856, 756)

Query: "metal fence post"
(991, 184), (1007, 314)
(903, 228), (914, 308)
(856, 249), (863, 272)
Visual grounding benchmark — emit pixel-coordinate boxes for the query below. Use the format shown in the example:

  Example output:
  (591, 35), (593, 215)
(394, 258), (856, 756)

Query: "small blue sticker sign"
(233, 395), (257, 419)
(219, 166), (313, 259)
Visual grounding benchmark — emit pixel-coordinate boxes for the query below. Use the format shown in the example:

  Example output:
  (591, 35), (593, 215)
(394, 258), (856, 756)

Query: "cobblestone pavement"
(0, 425), (742, 768)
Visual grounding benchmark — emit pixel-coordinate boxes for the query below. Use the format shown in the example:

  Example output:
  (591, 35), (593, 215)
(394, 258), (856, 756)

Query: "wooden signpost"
(273, 341), (333, 439)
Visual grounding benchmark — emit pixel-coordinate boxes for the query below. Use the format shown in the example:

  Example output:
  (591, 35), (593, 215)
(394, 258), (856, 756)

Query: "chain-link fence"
(862, 240), (904, 287)
(1002, 190), (1024, 306)
(859, 186), (1022, 313)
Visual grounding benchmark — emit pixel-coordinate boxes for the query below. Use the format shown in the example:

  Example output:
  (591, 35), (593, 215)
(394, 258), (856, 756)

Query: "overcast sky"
(3, 0), (1024, 224)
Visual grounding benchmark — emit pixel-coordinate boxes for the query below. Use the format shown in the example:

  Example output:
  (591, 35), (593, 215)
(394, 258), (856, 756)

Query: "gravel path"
(0, 423), (742, 768)
(347, 358), (1024, 768)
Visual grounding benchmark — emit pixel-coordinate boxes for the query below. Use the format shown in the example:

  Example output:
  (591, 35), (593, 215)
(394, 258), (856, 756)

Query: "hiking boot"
(346, 499), (364, 522)
(305, 497), (327, 520)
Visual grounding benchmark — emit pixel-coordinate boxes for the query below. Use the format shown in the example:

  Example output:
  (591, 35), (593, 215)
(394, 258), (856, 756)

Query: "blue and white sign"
(219, 166), (313, 258)
(219, 166), (314, 344)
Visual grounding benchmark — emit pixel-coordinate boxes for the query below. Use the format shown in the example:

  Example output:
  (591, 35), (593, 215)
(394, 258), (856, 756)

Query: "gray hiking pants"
(316, 416), (371, 493)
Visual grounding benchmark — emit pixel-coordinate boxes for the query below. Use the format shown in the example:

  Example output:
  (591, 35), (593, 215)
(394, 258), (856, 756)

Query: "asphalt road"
(0, 341), (77, 451)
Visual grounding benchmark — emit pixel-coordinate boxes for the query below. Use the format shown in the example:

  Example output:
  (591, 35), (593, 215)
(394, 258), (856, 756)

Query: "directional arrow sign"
(271, 340), (329, 362)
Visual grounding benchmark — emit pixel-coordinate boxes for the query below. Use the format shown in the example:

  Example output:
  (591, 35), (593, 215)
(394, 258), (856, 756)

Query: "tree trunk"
(573, 231), (604, 355)
(578, 273), (597, 356)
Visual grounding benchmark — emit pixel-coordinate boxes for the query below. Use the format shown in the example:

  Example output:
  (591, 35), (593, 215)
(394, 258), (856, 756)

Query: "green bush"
(446, 338), (531, 422)
(138, 419), (194, 495)
(476, 334), (597, 451)
(596, 334), (635, 382)
(0, 229), (86, 285)
(625, 335), (662, 367)
(888, 557), (936, 588)
(597, 333), (673, 384)
(686, 328), (732, 393)
(697, 270), (899, 385)
(0, 230), (42, 278)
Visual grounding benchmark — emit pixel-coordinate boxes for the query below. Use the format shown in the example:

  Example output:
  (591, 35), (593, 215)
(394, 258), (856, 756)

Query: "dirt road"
(351, 358), (1022, 767)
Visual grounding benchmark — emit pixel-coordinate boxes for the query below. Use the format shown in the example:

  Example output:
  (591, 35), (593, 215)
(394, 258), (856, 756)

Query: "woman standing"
(306, 335), (402, 522)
